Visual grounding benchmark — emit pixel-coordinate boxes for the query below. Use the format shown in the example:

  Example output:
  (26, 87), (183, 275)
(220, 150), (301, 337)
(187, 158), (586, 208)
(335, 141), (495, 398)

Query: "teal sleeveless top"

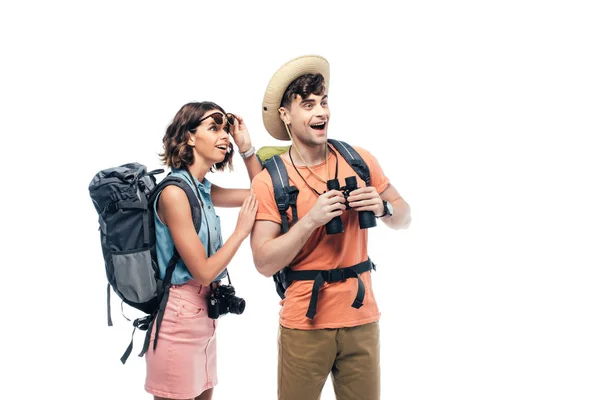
(153, 169), (227, 285)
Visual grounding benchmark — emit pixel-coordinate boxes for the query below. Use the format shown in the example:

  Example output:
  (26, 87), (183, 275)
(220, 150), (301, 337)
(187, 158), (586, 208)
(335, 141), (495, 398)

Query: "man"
(250, 55), (411, 400)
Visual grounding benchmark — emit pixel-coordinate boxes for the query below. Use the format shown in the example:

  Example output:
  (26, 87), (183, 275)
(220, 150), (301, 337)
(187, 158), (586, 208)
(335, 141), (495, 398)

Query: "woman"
(145, 102), (261, 400)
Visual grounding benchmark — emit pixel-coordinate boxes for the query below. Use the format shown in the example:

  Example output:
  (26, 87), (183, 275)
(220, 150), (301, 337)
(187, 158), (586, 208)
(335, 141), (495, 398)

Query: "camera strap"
(185, 168), (233, 287)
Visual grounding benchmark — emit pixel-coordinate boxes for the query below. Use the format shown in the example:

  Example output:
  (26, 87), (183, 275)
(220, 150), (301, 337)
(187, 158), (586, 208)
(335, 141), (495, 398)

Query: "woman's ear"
(187, 131), (195, 147)
(278, 107), (291, 125)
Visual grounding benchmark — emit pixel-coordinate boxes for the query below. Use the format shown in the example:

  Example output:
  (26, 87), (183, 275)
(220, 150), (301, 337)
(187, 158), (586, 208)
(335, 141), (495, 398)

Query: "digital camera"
(207, 284), (246, 319)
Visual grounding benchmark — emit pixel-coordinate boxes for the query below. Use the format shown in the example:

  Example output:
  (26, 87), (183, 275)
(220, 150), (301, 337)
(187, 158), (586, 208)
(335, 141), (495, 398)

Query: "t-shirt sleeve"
(355, 146), (390, 194)
(251, 172), (282, 224)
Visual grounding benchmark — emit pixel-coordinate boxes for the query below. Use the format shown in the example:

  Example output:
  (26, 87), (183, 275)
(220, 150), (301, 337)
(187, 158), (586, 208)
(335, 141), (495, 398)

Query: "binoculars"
(325, 176), (377, 235)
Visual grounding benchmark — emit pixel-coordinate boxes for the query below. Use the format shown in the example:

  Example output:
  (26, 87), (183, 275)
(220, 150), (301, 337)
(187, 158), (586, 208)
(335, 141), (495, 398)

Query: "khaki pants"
(278, 322), (380, 400)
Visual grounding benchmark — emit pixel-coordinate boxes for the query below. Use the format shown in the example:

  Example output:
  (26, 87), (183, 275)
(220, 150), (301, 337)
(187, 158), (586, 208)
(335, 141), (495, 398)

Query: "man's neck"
(290, 142), (328, 166)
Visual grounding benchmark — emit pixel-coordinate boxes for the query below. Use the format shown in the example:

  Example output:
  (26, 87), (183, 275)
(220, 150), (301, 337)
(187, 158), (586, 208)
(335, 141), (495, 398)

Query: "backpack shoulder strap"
(263, 155), (298, 300)
(263, 155), (299, 234)
(137, 175), (205, 361)
(149, 175), (202, 233)
(328, 139), (371, 186)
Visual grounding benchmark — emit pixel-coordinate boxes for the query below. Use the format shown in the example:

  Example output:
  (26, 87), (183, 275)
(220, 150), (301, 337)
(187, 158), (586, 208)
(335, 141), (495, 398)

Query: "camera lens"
(229, 297), (246, 315)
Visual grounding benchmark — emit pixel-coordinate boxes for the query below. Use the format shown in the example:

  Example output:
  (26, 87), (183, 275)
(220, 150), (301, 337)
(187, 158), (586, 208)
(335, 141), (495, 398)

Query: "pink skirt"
(145, 280), (218, 399)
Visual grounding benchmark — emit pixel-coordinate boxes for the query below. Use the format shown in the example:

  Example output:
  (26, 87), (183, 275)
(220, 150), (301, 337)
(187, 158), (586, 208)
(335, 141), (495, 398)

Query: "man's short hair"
(280, 73), (326, 109)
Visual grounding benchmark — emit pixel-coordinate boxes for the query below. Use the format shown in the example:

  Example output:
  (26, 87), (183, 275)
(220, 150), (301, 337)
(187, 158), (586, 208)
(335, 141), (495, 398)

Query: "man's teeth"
(311, 122), (326, 128)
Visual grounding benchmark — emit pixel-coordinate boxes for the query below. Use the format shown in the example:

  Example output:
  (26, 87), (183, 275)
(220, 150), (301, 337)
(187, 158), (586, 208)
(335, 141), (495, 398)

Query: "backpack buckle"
(275, 194), (288, 212)
(287, 186), (299, 205)
(325, 268), (346, 282)
(133, 315), (154, 331)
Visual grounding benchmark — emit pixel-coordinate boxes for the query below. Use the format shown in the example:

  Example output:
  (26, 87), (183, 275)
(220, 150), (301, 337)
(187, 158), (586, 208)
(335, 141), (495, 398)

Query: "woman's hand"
(234, 191), (258, 239)
(229, 115), (252, 154)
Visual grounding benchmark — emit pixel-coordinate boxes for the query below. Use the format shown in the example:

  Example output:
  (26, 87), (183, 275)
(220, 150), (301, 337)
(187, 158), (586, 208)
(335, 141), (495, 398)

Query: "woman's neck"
(184, 160), (211, 183)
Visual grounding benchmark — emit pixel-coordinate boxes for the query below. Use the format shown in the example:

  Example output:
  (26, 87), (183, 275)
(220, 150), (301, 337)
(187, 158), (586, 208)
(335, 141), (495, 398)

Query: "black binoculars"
(325, 176), (377, 235)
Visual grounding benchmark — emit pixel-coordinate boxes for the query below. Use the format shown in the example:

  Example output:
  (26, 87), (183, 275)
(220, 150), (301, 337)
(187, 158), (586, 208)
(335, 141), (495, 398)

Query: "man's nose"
(315, 103), (328, 116)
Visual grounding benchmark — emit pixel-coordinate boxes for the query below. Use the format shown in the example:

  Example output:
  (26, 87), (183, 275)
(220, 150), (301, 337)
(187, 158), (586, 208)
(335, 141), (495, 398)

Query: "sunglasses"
(199, 112), (236, 132)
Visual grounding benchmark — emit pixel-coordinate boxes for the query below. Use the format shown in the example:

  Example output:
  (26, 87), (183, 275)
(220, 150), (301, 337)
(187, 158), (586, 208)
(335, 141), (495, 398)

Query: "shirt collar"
(171, 168), (212, 194)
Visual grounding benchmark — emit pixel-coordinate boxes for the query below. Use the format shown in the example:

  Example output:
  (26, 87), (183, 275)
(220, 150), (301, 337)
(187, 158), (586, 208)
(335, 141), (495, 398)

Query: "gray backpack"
(89, 163), (202, 363)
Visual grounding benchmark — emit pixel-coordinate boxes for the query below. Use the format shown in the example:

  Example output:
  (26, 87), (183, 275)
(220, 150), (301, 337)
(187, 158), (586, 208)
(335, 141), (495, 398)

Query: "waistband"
(285, 259), (375, 320)
(172, 279), (212, 296)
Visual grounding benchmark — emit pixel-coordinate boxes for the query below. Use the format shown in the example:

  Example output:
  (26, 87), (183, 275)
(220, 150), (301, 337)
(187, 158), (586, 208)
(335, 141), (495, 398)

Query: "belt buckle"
(329, 268), (346, 282)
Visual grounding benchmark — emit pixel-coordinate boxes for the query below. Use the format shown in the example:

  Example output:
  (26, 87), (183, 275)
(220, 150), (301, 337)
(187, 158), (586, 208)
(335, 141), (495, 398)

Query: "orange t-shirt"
(251, 145), (390, 330)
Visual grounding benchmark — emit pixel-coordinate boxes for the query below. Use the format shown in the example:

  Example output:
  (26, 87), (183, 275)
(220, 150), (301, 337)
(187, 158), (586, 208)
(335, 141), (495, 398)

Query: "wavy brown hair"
(160, 102), (234, 171)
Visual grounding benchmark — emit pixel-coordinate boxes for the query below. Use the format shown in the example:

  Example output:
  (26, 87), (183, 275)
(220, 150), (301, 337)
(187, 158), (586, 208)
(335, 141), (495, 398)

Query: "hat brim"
(262, 55), (330, 141)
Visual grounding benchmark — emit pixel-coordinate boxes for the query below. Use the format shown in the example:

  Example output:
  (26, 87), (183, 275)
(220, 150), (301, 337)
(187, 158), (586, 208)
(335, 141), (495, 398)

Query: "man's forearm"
(382, 198), (411, 230)
(253, 217), (318, 277)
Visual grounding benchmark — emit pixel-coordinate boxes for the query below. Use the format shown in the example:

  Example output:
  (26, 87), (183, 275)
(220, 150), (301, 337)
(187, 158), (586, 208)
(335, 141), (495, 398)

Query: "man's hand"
(305, 190), (347, 228)
(347, 187), (385, 217)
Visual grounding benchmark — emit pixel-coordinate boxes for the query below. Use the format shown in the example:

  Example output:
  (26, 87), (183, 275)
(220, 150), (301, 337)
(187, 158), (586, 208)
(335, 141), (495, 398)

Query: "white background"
(1, 1), (599, 399)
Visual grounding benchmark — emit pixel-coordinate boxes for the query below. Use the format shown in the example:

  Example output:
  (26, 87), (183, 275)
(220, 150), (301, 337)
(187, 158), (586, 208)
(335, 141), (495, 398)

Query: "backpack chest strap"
(284, 259), (375, 319)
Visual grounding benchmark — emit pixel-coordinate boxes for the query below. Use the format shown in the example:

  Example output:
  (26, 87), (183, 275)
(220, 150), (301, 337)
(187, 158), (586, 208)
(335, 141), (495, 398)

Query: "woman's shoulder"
(158, 184), (189, 207)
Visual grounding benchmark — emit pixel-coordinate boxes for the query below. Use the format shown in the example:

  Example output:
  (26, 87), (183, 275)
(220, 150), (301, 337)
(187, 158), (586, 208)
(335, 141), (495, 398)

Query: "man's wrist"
(376, 200), (393, 219)
(299, 214), (319, 234)
(374, 199), (385, 217)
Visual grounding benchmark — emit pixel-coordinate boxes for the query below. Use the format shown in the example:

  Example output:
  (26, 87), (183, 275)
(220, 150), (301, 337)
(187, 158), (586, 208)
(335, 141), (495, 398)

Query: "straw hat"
(262, 55), (330, 141)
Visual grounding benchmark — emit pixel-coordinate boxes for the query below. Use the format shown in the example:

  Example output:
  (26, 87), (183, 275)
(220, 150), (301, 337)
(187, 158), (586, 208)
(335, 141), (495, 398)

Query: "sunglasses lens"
(212, 114), (224, 125)
(200, 112), (234, 133)
(226, 113), (236, 126)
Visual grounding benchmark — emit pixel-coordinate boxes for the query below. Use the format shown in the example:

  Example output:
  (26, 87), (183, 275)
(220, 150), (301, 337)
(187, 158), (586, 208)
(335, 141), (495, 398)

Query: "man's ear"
(278, 107), (291, 125)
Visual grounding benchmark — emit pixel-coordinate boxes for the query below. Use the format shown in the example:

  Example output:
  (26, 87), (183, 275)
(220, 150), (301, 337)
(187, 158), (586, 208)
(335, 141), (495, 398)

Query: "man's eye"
(305, 104), (313, 109)
(322, 102), (328, 107)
